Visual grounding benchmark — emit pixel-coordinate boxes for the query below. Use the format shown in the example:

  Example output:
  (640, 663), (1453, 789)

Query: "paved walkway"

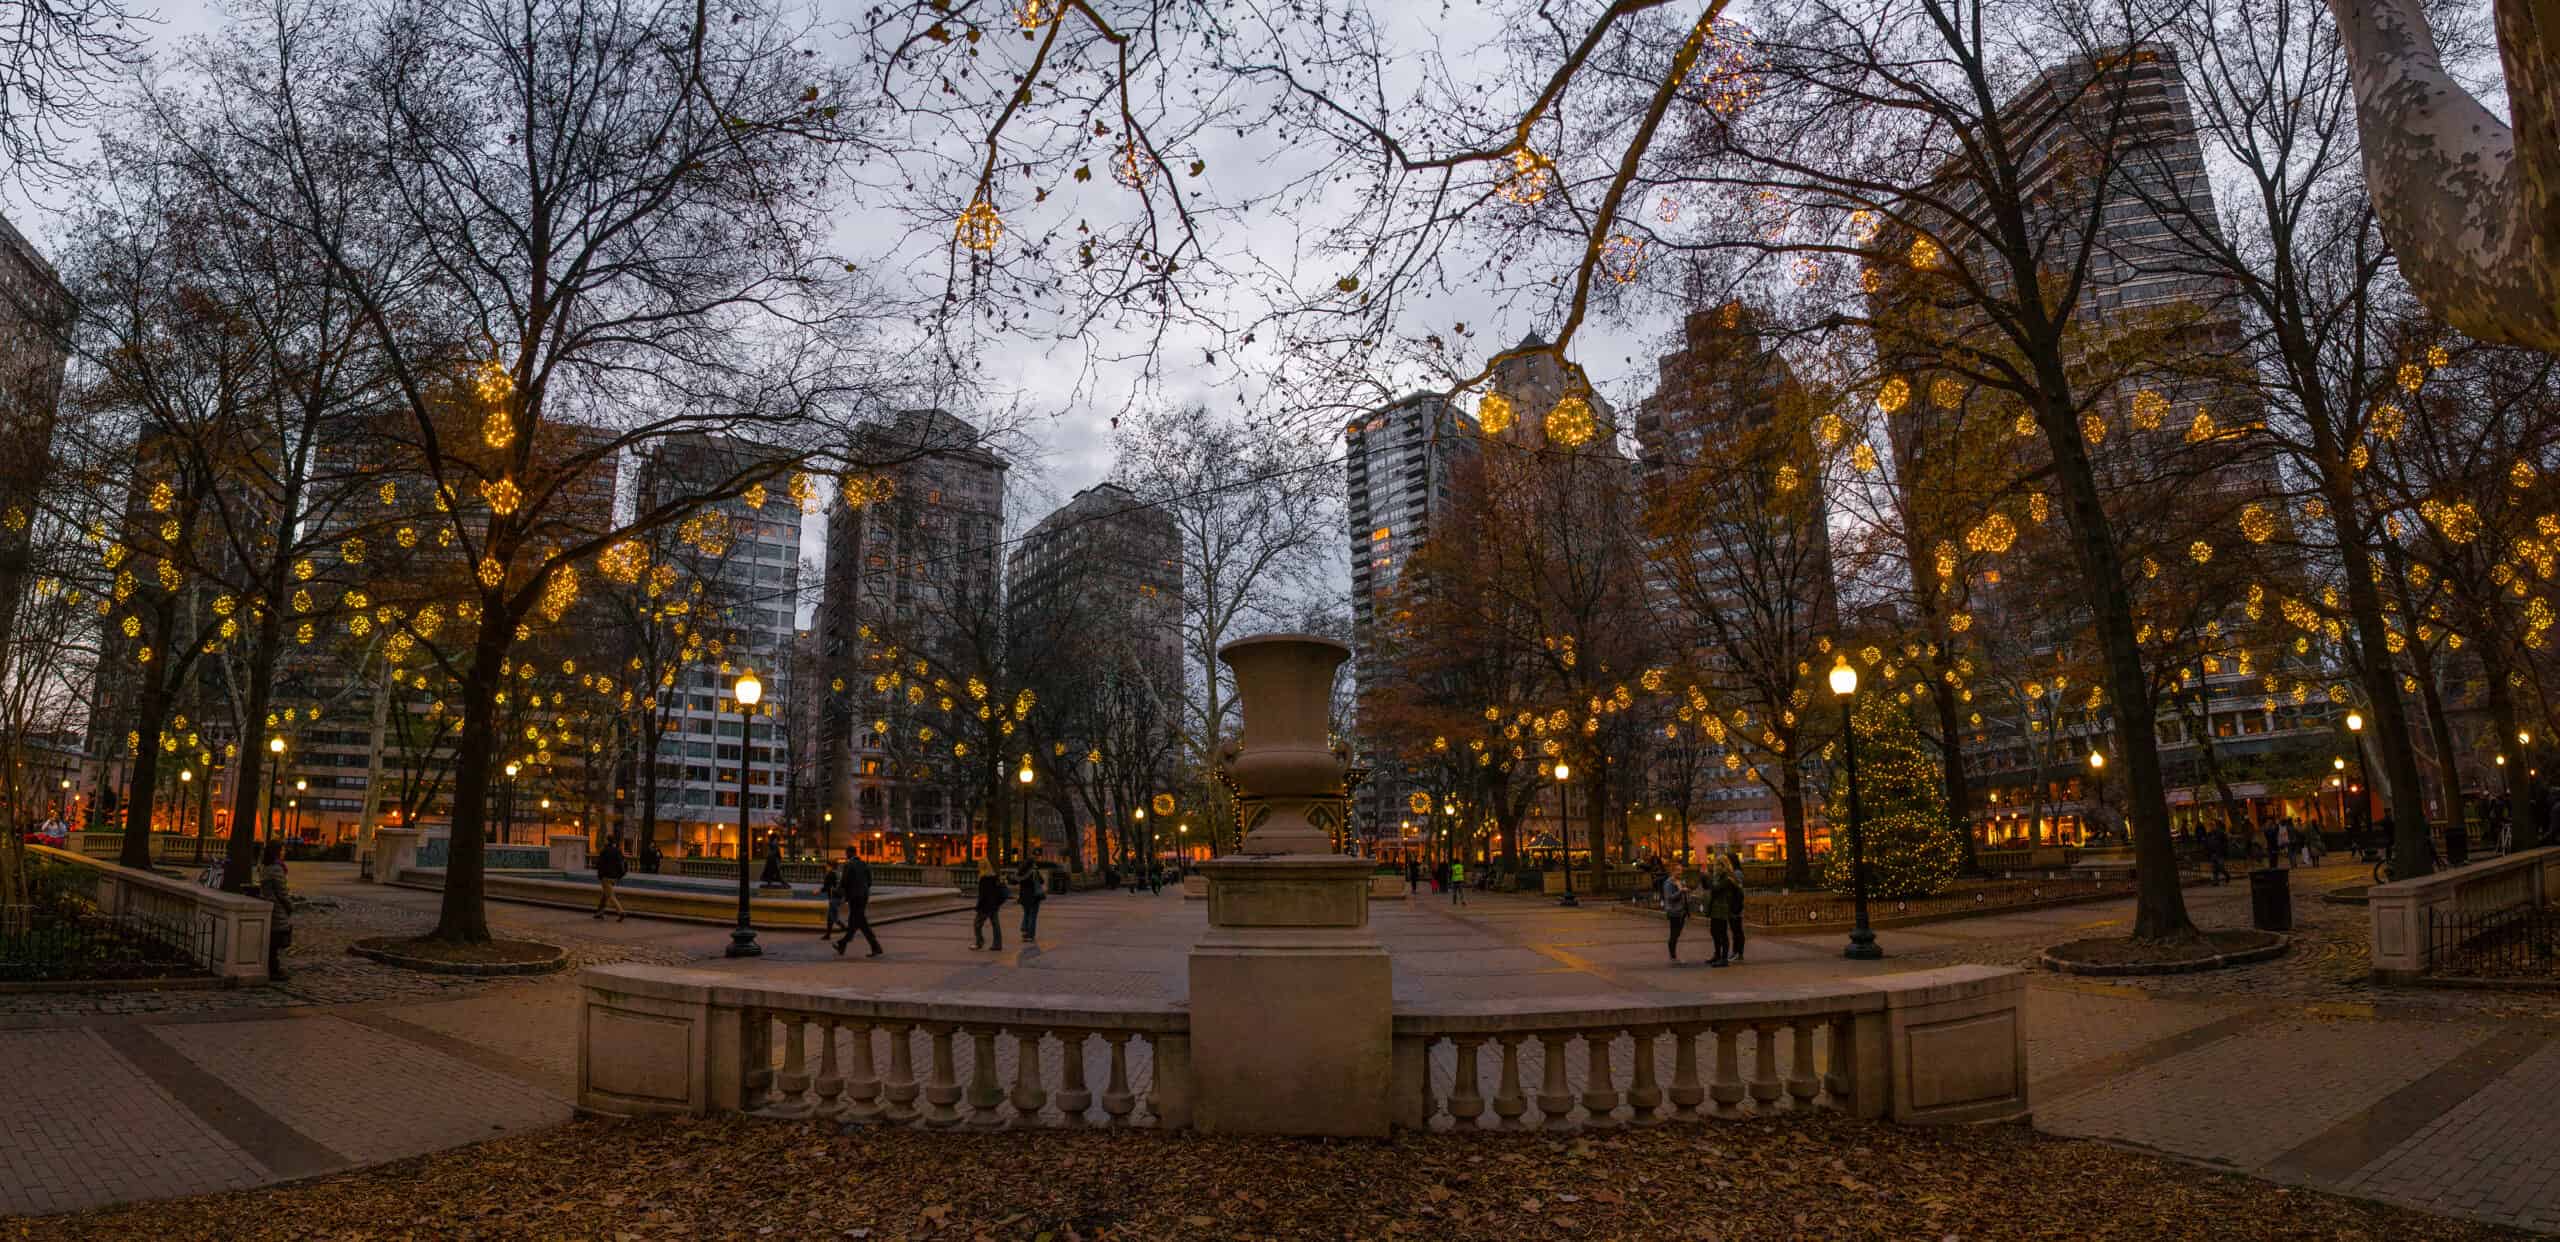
(9, 863), (2560, 1234)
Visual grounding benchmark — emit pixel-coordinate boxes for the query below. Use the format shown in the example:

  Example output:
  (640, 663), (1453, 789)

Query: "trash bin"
(2248, 867), (2292, 932)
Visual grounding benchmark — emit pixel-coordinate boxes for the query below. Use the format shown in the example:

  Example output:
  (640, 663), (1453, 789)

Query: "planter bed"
(2040, 929), (2288, 976)
(349, 936), (568, 977)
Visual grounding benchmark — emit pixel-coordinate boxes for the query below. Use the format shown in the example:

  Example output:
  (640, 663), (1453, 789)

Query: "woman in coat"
(972, 858), (1008, 950)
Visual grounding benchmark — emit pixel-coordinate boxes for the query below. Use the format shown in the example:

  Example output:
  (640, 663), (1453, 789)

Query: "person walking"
(832, 848), (883, 958)
(972, 858), (1008, 950)
(1703, 861), (1739, 968)
(1717, 858), (1748, 964)
(1406, 857), (1421, 896)
(2303, 819), (2326, 867)
(2263, 819), (2283, 870)
(257, 841), (295, 982)
(1661, 869), (1691, 962)
(1447, 857), (1468, 905)
(2204, 824), (2230, 885)
(594, 835), (630, 922)
(1017, 860), (1047, 943)
(818, 853), (843, 936)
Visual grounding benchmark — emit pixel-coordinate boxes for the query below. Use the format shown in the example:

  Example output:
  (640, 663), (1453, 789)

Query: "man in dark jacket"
(593, 835), (629, 921)
(831, 849), (883, 957)
(1017, 861), (1046, 943)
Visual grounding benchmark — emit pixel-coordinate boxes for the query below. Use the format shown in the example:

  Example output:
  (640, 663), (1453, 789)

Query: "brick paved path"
(11, 861), (2560, 1235)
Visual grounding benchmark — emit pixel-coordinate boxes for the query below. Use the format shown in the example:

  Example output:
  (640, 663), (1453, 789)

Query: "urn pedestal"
(1186, 634), (1392, 1136)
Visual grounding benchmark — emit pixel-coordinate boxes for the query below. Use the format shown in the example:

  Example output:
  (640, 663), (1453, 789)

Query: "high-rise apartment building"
(816, 408), (1006, 860)
(635, 433), (803, 859)
(0, 214), (70, 672)
(1007, 482), (1179, 691)
(1346, 391), (1477, 839)
(1632, 302), (1839, 856)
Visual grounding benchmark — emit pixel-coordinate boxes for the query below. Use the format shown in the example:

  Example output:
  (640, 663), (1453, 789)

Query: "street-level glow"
(2346, 711), (2364, 732)
(1554, 762), (1572, 781)
(269, 737), (285, 754)
(735, 669), (762, 707)
(1828, 657), (1858, 698)
(2088, 750), (2106, 770)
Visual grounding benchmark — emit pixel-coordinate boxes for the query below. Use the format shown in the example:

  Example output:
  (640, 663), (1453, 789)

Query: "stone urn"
(1189, 632), (1389, 1136)
(1218, 634), (1352, 855)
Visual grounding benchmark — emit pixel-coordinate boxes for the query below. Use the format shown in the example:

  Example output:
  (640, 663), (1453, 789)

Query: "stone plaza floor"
(9, 861), (2560, 1233)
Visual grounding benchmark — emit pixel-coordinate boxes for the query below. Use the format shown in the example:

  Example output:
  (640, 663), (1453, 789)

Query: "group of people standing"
(1404, 857), (1475, 903)
(1658, 856), (1749, 968)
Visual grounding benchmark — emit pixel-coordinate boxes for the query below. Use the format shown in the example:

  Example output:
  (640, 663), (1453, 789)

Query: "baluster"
(842, 1020), (881, 1124)
(1056, 1031), (1094, 1125)
(1823, 1015), (1851, 1104)
(1710, 1025), (1745, 1117)
(1750, 1024), (1782, 1112)
(1626, 1028), (1663, 1124)
(1449, 1036), (1486, 1129)
(1011, 1030), (1051, 1124)
(881, 1023), (919, 1124)
(1668, 1025), (1705, 1121)
(811, 1019), (845, 1120)
(769, 1016), (812, 1117)
(740, 1010), (774, 1112)
(1581, 1030), (1621, 1126)
(1100, 1033), (1136, 1126)
(965, 1027), (1007, 1128)
(1491, 1034), (1529, 1130)
(922, 1025), (962, 1127)
(1537, 1033), (1575, 1130)
(1787, 1022), (1820, 1108)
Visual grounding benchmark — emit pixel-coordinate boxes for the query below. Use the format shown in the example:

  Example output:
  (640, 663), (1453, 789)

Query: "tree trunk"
(117, 674), (168, 872)
(354, 659), (394, 859)
(1928, 684), (1980, 874)
(1778, 761), (1812, 888)
(2033, 386), (2195, 942)
(429, 617), (510, 944)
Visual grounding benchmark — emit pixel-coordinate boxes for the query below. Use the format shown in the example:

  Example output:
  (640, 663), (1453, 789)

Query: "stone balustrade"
(577, 963), (2026, 1134)
(2370, 846), (2560, 982)
(30, 844), (273, 985)
(578, 966), (1188, 1126)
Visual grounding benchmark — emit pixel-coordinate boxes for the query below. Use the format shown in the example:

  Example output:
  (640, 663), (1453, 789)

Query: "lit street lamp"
(727, 669), (764, 958)
(265, 737), (286, 843)
(1015, 755), (1035, 867)
(1832, 657), (1880, 960)
(1554, 762), (1578, 908)
(503, 762), (521, 845)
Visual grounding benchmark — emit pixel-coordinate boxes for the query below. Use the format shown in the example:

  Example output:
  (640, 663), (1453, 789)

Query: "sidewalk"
(9, 863), (2560, 1234)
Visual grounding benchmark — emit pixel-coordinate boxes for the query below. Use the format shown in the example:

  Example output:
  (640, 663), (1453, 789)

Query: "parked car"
(20, 819), (67, 848)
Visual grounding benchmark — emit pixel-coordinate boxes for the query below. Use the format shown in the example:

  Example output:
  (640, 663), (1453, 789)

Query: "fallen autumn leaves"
(16, 1111), (2526, 1240)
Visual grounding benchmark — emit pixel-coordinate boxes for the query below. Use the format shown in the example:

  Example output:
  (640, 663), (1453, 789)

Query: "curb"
(348, 937), (570, 977)
(2039, 932), (2290, 977)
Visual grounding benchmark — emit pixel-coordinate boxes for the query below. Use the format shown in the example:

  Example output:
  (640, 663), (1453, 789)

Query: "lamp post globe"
(2346, 711), (2364, 733)
(727, 669), (763, 957)
(1831, 656), (1881, 960)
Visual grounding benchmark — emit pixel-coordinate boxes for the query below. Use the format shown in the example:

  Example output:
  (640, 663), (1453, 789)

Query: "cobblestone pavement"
(14, 865), (2560, 1234)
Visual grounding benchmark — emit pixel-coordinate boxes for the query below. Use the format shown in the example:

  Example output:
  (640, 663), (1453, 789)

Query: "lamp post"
(1132, 806), (1146, 869)
(177, 769), (193, 837)
(1015, 755), (1035, 867)
(292, 778), (306, 842)
(266, 737), (286, 843)
(2333, 756), (2348, 832)
(2344, 710), (2367, 846)
(502, 762), (521, 846)
(726, 669), (763, 958)
(1554, 762), (1578, 907)
(1831, 658), (1880, 960)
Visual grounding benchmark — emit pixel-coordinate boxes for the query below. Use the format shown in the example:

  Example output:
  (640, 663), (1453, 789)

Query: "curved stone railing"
(579, 964), (2025, 1132)
(579, 966), (1187, 1127)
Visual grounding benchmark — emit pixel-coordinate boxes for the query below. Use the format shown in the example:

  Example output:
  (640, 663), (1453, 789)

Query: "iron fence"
(0, 900), (215, 983)
(2427, 906), (2560, 979)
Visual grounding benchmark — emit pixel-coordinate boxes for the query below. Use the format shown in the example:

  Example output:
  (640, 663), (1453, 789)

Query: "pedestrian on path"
(1661, 871), (1691, 962)
(2302, 820), (2326, 867)
(2204, 824), (2230, 884)
(257, 841), (295, 982)
(1017, 861), (1046, 943)
(972, 858), (1008, 950)
(1703, 861), (1740, 968)
(1447, 859), (1467, 905)
(1718, 856), (1747, 964)
(1406, 857), (1420, 895)
(833, 849), (883, 957)
(2263, 819), (2283, 869)
(594, 835), (629, 921)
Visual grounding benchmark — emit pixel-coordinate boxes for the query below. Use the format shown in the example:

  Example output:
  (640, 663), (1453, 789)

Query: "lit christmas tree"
(1820, 694), (1960, 897)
